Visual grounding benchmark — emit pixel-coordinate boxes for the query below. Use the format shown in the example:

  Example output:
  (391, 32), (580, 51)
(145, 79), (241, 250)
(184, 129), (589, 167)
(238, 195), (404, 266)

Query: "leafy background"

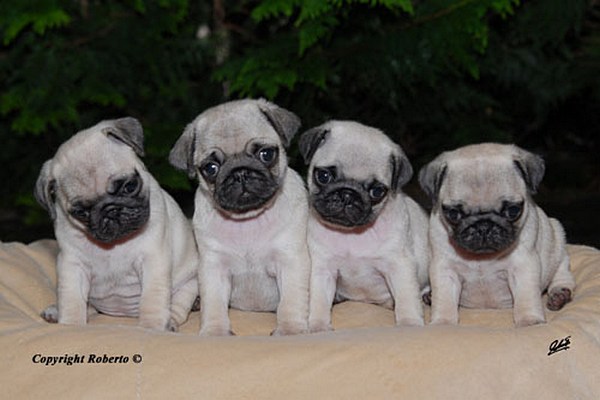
(1, 0), (598, 246)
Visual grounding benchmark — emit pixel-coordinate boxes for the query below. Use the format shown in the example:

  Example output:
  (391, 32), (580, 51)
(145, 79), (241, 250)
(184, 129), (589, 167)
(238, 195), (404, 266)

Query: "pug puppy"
(419, 143), (575, 327)
(169, 99), (310, 336)
(299, 121), (430, 332)
(35, 118), (199, 331)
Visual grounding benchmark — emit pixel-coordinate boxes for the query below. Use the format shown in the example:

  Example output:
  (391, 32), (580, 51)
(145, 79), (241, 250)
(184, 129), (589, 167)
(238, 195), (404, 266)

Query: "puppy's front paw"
(308, 323), (333, 334)
(546, 287), (572, 311)
(514, 315), (546, 328)
(138, 315), (170, 331)
(199, 326), (235, 337)
(429, 316), (458, 326)
(396, 317), (424, 327)
(41, 304), (59, 323)
(271, 321), (307, 336)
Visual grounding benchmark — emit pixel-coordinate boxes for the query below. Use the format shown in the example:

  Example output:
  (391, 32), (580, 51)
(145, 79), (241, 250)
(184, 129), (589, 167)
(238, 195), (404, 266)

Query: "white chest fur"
(452, 258), (514, 308)
(204, 209), (283, 310)
(193, 169), (309, 312)
(308, 208), (398, 306)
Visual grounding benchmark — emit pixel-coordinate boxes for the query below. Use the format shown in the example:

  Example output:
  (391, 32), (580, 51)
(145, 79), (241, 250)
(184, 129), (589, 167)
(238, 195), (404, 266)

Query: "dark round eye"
(368, 184), (388, 203)
(314, 168), (333, 186)
(442, 206), (463, 224)
(70, 206), (90, 223)
(121, 177), (140, 196)
(200, 161), (220, 181)
(257, 147), (277, 165)
(503, 202), (523, 221)
(49, 181), (57, 203)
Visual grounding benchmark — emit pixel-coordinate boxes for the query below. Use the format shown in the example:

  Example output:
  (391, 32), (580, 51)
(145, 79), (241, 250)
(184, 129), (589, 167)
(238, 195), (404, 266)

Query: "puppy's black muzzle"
(88, 197), (150, 243)
(312, 185), (373, 228)
(453, 217), (516, 254)
(215, 166), (279, 213)
(70, 172), (150, 243)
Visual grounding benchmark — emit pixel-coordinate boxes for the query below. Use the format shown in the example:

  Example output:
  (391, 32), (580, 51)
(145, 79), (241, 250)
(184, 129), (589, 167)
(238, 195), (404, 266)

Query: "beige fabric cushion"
(1, 240), (599, 398)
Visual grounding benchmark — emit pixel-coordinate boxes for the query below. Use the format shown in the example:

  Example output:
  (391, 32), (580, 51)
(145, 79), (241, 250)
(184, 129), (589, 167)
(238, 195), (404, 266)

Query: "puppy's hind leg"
(168, 278), (199, 332)
(41, 304), (98, 323)
(41, 304), (59, 323)
(191, 296), (201, 312)
(421, 285), (432, 306)
(547, 255), (575, 311)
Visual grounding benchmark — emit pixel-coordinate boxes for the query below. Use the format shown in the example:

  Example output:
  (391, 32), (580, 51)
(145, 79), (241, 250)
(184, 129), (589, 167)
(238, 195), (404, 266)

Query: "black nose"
(463, 220), (497, 242)
(338, 188), (357, 204)
(455, 218), (515, 254)
(474, 220), (493, 235)
(230, 168), (264, 185)
(232, 168), (250, 183)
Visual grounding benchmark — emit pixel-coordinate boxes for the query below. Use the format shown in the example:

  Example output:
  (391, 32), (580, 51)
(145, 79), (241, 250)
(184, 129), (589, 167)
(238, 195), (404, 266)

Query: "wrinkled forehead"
(195, 109), (279, 156)
(441, 157), (526, 205)
(314, 130), (393, 182)
(52, 134), (140, 199)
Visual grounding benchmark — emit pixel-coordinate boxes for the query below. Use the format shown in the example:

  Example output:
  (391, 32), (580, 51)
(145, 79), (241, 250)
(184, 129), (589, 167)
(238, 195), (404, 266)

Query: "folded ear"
(513, 147), (545, 194)
(257, 99), (301, 148)
(298, 126), (330, 165)
(169, 122), (197, 179)
(102, 117), (145, 157)
(390, 146), (413, 192)
(34, 160), (57, 220)
(418, 157), (447, 204)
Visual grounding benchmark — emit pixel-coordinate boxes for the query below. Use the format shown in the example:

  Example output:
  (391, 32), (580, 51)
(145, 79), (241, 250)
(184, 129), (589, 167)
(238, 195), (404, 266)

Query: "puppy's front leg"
(199, 251), (233, 336)
(56, 253), (90, 325)
(429, 258), (461, 325)
(308, 259), (338, 333)
(508, 254), (545, 327)
(272, 249), (310, 336)
(382, 257), (424, 326)
(138, 253), (172, 331)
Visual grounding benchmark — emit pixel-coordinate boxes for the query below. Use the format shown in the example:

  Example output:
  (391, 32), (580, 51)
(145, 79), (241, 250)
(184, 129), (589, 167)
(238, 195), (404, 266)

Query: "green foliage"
(0, 0), (223, 232)
(217, 0), (519, 98)
(213, 0), (598, 167)
(0, 1), (71, 45)
(213, 32), (329, 98)
(0, 0), (598, 241)
(251, 0), (414, 22)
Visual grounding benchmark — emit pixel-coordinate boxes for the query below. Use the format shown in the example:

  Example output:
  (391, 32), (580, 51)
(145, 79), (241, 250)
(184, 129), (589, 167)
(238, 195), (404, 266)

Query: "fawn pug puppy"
(35, 118), (199, 331)
(419, 143), (575, 327)
(169, 99), (310, 336)
(299, 121), (430, 332)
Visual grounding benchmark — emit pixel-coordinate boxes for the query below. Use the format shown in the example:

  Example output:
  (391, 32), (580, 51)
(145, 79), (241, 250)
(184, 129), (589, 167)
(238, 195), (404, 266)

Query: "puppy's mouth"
(452, 218), (517, 255)
(71, 197), (150, 244)
(442, 202), (522, 255)
(215, 167), (279, 214)
(312, 187), (373, 228)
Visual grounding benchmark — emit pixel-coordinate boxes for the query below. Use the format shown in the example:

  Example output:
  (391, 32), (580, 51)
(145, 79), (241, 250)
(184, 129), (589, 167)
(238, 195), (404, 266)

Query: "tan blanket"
(1, 240), (599, 399)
